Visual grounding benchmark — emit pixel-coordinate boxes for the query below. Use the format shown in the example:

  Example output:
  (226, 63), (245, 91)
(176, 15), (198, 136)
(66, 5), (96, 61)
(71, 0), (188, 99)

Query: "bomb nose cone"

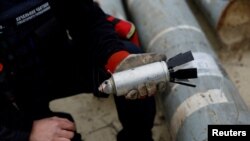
(98, 79), (114, 94)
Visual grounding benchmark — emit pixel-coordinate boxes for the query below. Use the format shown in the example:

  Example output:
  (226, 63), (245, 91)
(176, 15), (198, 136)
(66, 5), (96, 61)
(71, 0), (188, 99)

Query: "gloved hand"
(106, 51), (167, 99)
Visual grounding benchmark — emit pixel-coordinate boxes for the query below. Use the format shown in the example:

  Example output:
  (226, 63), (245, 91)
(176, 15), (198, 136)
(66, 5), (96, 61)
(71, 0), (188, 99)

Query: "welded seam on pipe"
(170, 89), (228, 139)
(148, 25), (203, 48)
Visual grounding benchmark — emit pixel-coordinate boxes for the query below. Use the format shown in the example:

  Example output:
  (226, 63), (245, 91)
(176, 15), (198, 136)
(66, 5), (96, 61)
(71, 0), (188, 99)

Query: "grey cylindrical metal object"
(193, 0), (250, 48)
(99, 61), (169, 96)
(125, 0), (250, 141)
(94, 0), (127, 20)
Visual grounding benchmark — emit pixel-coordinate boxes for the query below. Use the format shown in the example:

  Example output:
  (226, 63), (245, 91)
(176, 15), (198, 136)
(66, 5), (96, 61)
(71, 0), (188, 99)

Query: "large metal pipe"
(193, 0), (250, 49)
(125, 0), (250, 141)
(94, 0), (127, 20)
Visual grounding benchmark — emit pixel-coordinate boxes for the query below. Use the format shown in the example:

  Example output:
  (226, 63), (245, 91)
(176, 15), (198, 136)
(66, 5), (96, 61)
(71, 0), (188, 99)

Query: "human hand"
(114, 53), (167, 99)
(29, 117), (76, 141)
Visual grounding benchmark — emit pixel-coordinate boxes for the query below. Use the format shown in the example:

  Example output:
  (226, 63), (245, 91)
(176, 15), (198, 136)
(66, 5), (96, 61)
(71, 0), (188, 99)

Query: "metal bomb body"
(99, 61), (169, 96)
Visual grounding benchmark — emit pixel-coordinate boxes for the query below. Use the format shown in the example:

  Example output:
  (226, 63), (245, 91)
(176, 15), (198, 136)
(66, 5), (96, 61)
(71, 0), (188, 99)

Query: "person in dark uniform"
(0, 0), (166, 141)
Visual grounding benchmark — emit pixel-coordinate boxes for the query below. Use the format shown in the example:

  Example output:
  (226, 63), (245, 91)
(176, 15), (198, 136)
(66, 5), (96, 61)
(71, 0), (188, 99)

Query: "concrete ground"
(50, 94), (170, 141)
(50, 1), (250, 141)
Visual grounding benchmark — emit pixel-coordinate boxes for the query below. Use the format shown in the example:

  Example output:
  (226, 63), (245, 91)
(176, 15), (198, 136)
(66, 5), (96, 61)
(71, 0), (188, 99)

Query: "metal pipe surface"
(125, 0), (250, 141)
(94, 0), (127, 20)
(193, 0), (250, 48)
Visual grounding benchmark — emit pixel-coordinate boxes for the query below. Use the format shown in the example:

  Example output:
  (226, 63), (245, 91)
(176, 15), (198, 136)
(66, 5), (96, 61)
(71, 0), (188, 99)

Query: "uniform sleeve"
(0, 126), (29, 141)
(49, 0), (128, 66)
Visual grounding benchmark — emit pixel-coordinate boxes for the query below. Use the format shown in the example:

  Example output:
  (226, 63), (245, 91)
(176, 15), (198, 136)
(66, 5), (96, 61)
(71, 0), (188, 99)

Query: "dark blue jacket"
(0, 0), (127, 140)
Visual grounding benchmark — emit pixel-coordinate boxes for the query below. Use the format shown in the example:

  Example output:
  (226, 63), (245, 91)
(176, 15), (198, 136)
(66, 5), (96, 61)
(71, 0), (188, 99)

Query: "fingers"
(57, 138), (71, 141)
(125, 82), (158, 100)
(137, 84), (147, 98)
(145, 82), (157, 96)
(51, 117), (76, 131)
(57, 129), (74, 139)
(137, 82), (157, 98)
(125, 90), (138, 99)
(52, 117), (75, 140)
(157, 81), (167, 93)
(30, 117), (76, 141)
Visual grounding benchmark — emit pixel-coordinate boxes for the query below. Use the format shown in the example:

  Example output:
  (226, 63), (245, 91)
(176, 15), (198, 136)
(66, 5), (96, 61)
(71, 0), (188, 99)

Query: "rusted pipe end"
(217, 0), (250, 50)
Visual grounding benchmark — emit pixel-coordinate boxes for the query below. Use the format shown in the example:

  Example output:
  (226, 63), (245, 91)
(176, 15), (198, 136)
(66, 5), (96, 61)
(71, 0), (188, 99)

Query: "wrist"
(105, 51), (130, 73)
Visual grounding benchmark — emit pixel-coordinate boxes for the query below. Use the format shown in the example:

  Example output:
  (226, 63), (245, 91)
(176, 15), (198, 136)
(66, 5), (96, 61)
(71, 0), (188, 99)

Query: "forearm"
(85, 3), (127, 65)
(50, 0), (127, 66)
